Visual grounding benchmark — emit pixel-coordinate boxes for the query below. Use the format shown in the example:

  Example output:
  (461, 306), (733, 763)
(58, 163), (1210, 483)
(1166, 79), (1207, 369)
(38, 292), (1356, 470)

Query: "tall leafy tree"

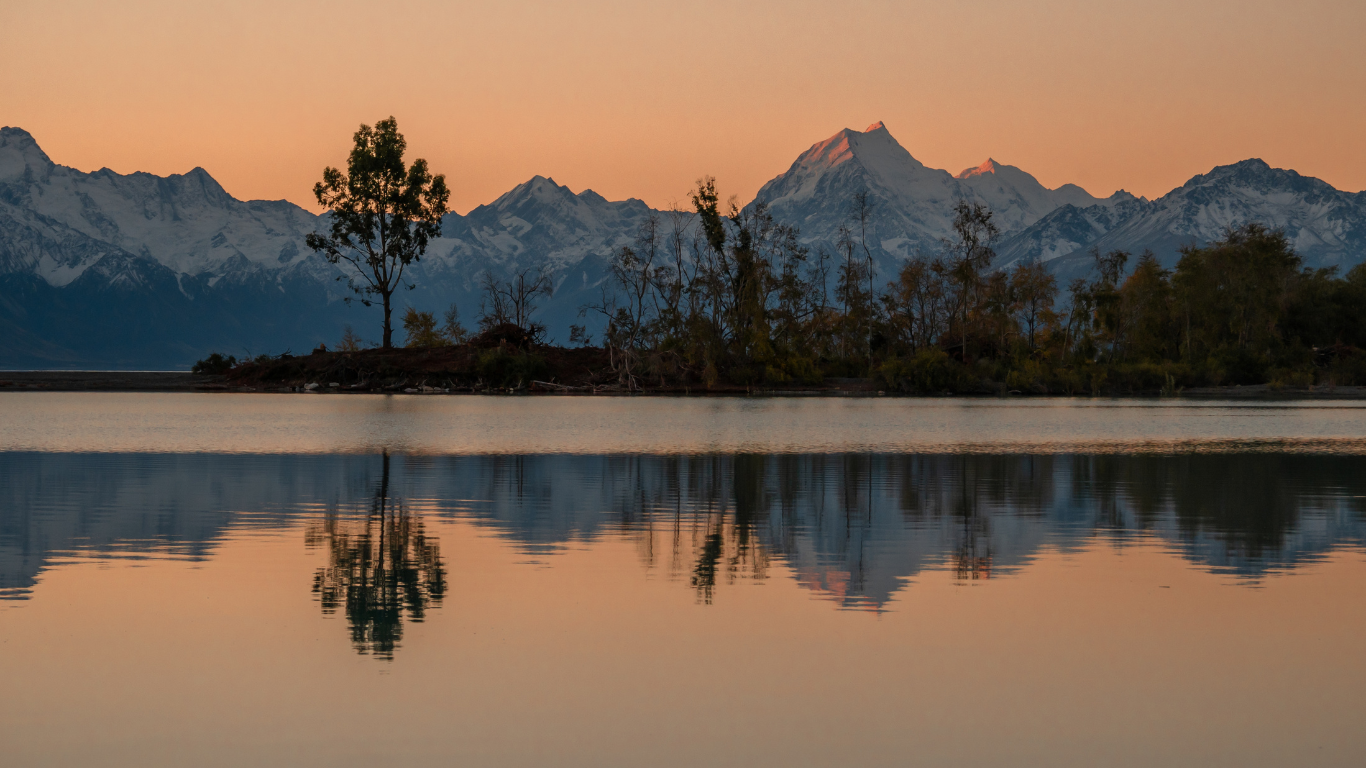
(306, 117), (450, 348)
(943, 200), (999, 359)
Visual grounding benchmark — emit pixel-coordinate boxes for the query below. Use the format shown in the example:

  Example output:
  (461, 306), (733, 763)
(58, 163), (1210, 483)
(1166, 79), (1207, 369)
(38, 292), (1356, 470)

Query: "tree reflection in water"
(306, 452), (446, 659)
(688, 454), (770, 604)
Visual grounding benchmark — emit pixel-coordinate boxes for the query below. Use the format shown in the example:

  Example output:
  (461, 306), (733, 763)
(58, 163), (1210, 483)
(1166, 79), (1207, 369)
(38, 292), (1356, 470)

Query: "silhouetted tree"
(479, 264), (554, 339)
(943, 200), (999, 359)
(306, 117), (449, 348)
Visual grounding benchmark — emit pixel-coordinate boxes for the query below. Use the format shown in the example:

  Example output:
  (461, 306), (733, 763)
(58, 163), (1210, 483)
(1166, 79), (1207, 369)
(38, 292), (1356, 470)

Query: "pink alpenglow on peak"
(788, 121), (922, 174)
(956, 159), (1002, 179)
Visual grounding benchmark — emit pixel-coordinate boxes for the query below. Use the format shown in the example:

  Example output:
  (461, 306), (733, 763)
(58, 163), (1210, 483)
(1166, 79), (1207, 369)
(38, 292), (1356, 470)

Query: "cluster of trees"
(387, 264), (559, 351)
(584, 179), (880, 387)
(589, 180), (1366, 392)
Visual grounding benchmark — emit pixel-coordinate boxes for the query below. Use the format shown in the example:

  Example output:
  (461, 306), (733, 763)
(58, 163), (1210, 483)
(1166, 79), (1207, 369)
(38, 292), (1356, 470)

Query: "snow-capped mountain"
(438, 175), (658, 270)
(751, 122), (1125, 263)
(996, 159), (1366, 279)
(407, 175), (671, 338)
(3, 122), (1364, 369)
(0, 127), (663, 367)
(0, 127), (327, 286)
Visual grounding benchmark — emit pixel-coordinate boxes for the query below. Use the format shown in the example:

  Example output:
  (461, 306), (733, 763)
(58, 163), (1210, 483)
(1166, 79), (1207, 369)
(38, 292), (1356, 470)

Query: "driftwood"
(530, 380), (580, 392)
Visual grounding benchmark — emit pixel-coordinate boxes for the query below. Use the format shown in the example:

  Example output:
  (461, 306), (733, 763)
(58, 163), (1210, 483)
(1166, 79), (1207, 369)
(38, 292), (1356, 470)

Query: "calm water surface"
(2, 394), (1365, 767)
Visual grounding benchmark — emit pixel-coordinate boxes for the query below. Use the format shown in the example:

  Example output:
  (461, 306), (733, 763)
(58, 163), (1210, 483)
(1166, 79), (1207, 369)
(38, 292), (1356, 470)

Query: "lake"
(2, 394), (1364, 767)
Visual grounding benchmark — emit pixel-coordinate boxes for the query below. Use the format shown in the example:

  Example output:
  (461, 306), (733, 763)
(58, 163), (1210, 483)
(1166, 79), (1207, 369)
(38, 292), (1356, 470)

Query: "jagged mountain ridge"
(0, 127), (654, 301)
(996, 158), (1366, 280)
(0, 127), (326, 284)
(2, 123), (1363, 368)
(0, 127), (659, 366)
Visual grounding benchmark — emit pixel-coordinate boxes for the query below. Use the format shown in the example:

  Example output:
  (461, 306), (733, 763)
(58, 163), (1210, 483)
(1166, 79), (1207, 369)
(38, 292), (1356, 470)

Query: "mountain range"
(2, 123), (1363, 369)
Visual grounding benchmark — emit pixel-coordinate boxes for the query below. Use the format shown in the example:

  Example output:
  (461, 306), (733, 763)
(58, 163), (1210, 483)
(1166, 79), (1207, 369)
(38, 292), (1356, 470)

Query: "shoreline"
(3, 370), (1366, 400)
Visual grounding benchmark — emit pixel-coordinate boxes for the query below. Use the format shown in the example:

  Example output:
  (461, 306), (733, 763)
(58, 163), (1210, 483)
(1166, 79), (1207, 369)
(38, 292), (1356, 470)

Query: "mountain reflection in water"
(3, 452), (1364, 626)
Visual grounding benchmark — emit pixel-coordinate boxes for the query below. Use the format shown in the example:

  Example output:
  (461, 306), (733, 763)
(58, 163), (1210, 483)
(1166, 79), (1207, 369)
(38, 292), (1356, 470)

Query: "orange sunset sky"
(3, 0), (1363, 214)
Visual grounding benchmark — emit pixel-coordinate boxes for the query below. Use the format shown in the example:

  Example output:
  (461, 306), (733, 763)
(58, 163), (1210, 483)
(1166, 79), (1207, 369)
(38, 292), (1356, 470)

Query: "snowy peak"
(996, 157), (1366, 276)
(0, 127), (51, 161)
(0, 126), (55, 182)
(487, 175), (579, 211)
(478, 175), (652, 225)
(792, 128), (857, 171)
(788, 121), (926, 175)
(754, 121), (1107, 259)
(577, 188), (608, 204)
(956, 158), (1001, 179)
(1180, 157), (1314, 193)
(754, 122), (933, 218)
(449, 173), (662, 271)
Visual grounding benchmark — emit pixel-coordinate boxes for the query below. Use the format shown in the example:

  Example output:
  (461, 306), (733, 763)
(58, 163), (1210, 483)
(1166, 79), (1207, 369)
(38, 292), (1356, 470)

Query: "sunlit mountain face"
(750, 121), (1118, 264)
(2, 123), (1363, 367)
(4, 451), (1362, 612)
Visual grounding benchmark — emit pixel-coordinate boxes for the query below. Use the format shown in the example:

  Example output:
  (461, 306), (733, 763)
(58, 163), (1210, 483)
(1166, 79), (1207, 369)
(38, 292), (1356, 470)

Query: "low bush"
(878, 349), (971, 393)
(192, 353), (237, 375)
(476, 348), (549, 387)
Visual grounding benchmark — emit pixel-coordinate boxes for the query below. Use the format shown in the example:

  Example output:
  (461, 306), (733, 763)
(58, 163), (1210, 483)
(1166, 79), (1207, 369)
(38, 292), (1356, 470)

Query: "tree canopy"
(306, 117), (449, 348)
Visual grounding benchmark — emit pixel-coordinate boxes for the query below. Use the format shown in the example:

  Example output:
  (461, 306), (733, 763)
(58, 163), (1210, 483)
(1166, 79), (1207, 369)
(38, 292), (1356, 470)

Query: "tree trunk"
(382, 291), (394, 348)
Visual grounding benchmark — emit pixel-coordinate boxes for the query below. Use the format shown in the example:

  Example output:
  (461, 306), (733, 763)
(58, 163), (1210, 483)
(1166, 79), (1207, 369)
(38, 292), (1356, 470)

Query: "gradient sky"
(3, 0), (1363, 214)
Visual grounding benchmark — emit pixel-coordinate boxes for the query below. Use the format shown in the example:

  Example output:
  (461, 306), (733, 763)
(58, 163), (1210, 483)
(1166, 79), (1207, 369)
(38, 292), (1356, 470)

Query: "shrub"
(1211, 347), (1269, 385)
(192, 353), (237, 375)
(878, 349), (969, 393)
(403, 308), (445, 348)
(1324, 349), (1366, 386)
(1267, 368), (1313, 389)
(476, 348), (549, 387)
(337, 325), (363, 352)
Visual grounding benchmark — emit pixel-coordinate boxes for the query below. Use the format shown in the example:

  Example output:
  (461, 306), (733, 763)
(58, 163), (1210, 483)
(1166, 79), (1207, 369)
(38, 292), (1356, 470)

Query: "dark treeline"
(584, 180), (1366, 392)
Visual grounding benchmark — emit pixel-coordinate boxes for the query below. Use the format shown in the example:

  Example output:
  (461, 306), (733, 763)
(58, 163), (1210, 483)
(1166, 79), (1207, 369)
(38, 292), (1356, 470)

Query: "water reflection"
(305, 453), (446, 658)
(2, 452), (1363, 618)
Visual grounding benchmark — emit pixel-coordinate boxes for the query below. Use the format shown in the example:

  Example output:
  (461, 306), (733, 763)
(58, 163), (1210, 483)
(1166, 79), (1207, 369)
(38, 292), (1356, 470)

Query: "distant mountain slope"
(996, 159), (1366, 280)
